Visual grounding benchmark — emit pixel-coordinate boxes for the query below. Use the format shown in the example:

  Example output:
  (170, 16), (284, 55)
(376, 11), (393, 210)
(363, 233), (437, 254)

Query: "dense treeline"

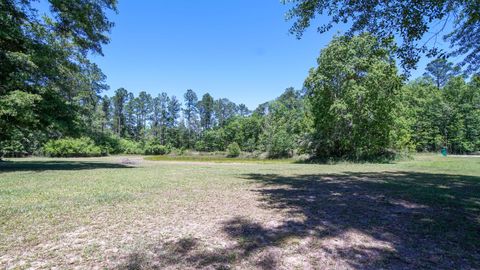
(4, 60), (480, 159)
(405, 76), (480, 154)
(306, 34), (480, 159)
(52, 86), (308, 158)
(1, 1), (479, 160)
(0, 0), (117, 157)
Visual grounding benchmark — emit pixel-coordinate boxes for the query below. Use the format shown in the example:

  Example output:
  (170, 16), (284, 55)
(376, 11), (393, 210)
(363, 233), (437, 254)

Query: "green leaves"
(43, 137), (103, 157)
(284, 0), (479, 73)
(259, 88), (309, 158)
(226, 142), (241, 157)
(48, 0), (118, 55)
(404, 74), (480, 154)
(1, 0), (115, 154)
(0, 91), (41, 120)
(306, 34), (408, 159)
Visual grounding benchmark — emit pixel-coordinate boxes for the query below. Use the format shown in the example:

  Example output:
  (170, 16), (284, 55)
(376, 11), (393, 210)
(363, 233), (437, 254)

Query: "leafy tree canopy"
(283, 0), (479, 73)
(424, 58), (461, 88)
(0, 0), (117, 156)
(305, 34), (408, 159)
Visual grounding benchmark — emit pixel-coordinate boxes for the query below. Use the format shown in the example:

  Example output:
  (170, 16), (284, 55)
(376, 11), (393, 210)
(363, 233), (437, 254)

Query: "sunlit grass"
(144, 155), (295, 163)
(0, 155), (479, 268)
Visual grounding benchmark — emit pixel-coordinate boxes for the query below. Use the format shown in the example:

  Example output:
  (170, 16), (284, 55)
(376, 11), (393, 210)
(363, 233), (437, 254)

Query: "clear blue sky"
(90, 1), (438, 110)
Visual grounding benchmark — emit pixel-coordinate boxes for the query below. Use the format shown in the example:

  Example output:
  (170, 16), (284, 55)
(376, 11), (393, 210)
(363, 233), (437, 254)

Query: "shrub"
(94, 134), (122, 155)
(0, 131), (43, 158)
(226, 142), (241, 157)
(0, 139), (26, 158)
(202, 129), (226, 151)
(144, 141), (170, 155)
(266, 129), (294, 158)
(119, 139), (144, 154)
(194, 140), (207, 152)
(43, 137), (102, 157)
(88, 134), (144, 155)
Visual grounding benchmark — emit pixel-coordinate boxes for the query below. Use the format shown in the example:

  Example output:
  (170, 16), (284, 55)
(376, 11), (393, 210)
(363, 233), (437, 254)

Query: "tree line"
(49, 85), (308, 158)
(1, 1), (479, 160)
(97, 88), (254, 151)
(305, 34), (480, 160)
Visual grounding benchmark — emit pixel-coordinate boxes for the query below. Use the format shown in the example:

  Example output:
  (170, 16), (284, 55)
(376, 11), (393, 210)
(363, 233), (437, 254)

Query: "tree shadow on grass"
(118, 236), (237, 270)
(118, 171), (480, 269)
(0, 160), (132, 173)
(233, 171), (480, 269)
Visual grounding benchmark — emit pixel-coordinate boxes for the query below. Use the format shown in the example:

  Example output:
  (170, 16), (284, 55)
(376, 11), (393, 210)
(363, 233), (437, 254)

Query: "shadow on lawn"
(119, 171), (480, 270)
(0, 160), (132, 173)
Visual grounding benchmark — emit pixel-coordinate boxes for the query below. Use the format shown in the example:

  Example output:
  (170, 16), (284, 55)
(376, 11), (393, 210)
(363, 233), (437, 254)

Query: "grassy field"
(144, 155), (296, 164)
(0, 154), (479, 269)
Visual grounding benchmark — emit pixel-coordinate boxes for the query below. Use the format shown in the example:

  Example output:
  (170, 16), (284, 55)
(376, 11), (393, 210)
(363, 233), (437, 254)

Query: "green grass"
(144, 154), (295, 163)
(0, 155), (479, 269)
(399, 154), (480, 175)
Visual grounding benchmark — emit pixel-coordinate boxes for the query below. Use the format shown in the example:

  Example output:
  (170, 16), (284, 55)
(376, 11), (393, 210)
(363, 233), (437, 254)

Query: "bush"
(194, 140), (207, 152)
(0, 139), (26, 158)
(144, 141), (170, 155)
(43, 137), (102, 157)
(119, 139), (144, 154)
(94, 134), (122, 155)
(266, 129), (294, 158)
(89, 134), (144, 155)
(226, 142), (241, 157)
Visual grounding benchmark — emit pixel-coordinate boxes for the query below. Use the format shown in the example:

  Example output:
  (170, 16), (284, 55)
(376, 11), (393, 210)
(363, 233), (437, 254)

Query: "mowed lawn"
(1, 155), (479, 269)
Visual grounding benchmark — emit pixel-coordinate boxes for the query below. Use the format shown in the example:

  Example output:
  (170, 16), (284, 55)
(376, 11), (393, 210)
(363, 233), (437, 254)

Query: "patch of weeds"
(278, 235), (302, 246)
(92, 193), (134, 205)
(82, 243), (101, 258)
(144, 155), (294, 164)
